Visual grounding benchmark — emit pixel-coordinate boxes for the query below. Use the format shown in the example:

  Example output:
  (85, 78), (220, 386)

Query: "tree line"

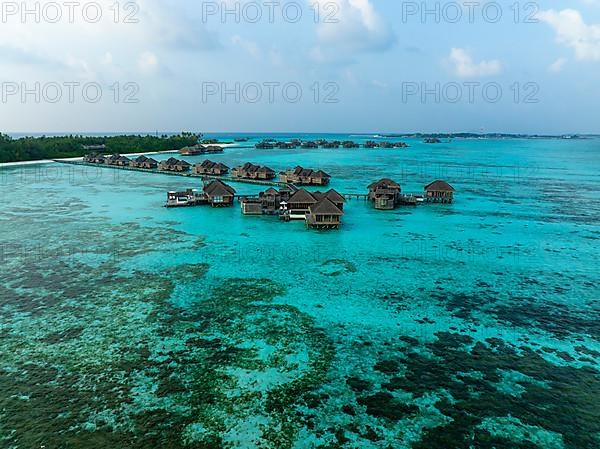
(0, 133), (200, 163)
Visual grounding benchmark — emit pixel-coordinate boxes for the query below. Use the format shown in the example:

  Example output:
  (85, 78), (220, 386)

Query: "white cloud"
(549, 57), (568, 72)
(447, 48), (501, 78)
(231, 35), (261, 59)
(309, 0), (394, 63)
(0, 0), (217, 82)
(539, 9), (600, 61)
(138, 51), (159, 74)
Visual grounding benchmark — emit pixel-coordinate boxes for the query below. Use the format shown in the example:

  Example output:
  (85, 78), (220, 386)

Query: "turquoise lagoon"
(0, 135), (598, 448)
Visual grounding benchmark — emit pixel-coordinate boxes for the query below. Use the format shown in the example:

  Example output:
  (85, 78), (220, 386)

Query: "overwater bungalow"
(279, 166), (331, 186)
(255, 141), (275, 149)
(276, 141), (298, 150)
(166, 189), (206, 207)
(204, 180), (236, 207)
(232, 163), (276, 180)
(84, 153), (107, 164)
(285, 188), (318, 218)
(342, 141), (359, 149)
(306, 198), (344, 229)
(425, 180), (455, 203)
(193, 160), (230, 176)
(379, 141), (408, 149)
(180, 144), (224, 156)
(368, 179), (402, 210)
(114, 156), (131, 167)
(301, 141), (318, 149)
(131, 155), (158, 169)
(104, 154), (121, 165)
(322, 141), (341, 149)
(424, 138), (442, 144)
(364, 141), (380, 148)
(313, 189), (346, 211)
(240, 198), (263, 215)
(160, 157), (191, 172)
(260, 187), (285, 213)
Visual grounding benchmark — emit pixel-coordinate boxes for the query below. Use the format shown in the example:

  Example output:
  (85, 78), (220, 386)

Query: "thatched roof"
(287, 189), (317, 204)
(257, 166), (275, 174)
(324, 189), (345, 203)
(425, 180), (455, 192)
(369, 178), (401, 191)
(204, 180), (236, 196)
(264, 187), (279, 195)
(309, 198), (343, 215)
(313, 170), (331, 179)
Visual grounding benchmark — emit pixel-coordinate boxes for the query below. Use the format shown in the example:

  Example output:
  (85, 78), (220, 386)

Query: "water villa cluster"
(368, 178), (455, 209)
(232, 162), (277, 180)
(159, 157), (192, 172)
(79, 152), (456, 231)
(192, 160), (230, 176)
(279, 166), (331, 186)
(167, 180), (236, 208)
(179, 144), (224, 156)
(242, 188), (346, 229)
(256, 139), (409, 149)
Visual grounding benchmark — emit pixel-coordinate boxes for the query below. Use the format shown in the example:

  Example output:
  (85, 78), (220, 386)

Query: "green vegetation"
(0, 132), (200, 163)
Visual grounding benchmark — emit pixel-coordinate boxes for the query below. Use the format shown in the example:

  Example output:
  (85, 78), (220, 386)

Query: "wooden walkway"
(54, 160), (290, 188)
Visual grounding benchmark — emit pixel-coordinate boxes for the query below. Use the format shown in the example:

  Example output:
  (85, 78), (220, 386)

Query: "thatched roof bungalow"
(204, 180), (236, 207)
(280, 166), (331, 186)
(425, 180), (455, 203)
(131, 155), (158, 169)
(193, 160), (230, 176)
(160, 157), (191, 172)
(313, 189), (347, 211)
(232, 162), (276, 180)
(306, 198), (344, 229)
(368, 178), (402, 210)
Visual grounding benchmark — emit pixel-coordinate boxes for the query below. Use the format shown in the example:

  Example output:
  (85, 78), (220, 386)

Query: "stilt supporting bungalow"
(306, 198), (344, 229)
(204, 180), (236, 207)
(280, 166), (331, 186)
(160, 157), (191, 172)
(232, 162), (276, 180)
(368, 179), (402, 210)
(193, 160), (230, 176)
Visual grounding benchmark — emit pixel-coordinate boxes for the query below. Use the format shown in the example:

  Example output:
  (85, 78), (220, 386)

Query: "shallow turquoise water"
(0, 136), (599, 448)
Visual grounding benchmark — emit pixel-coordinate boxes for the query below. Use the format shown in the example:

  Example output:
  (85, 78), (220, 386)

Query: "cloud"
(446, 48), (501, 78)
(539, 9), (600, 61)
(0, 0), (218, 82)
(549, 57), (568, 72)
(310, 0), (395, 63)
(138, 51), (159, 74)
(231, 35), (261, 59)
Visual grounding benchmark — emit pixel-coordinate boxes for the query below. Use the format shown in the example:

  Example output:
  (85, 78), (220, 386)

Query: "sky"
(1, 0), (600, 134)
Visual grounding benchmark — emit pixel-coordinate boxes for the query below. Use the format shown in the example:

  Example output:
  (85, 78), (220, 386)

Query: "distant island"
(381, 133), (587, 140)
(0, 133), (203, 164)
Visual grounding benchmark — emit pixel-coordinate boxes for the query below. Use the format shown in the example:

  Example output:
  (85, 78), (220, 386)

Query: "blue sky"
(1, 0), (600, 133)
